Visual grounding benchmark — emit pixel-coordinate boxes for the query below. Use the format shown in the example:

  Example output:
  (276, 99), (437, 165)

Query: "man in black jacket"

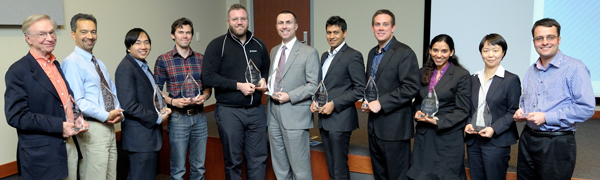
(201, 3), (270, 180)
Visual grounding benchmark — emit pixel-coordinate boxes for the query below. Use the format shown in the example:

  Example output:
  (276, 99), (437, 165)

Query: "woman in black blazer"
(464, 34), (521, 180)
(408, 34), (471, 180)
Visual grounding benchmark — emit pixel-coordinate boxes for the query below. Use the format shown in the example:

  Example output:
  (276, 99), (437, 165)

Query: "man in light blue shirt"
(513, 18), (595, 180)
(61, 13), (123, 180)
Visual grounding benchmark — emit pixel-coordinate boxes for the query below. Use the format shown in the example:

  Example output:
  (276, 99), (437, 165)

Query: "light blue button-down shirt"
(131, 54), (162, 125)
(522, 51), (595, 131)
(61, 46), (122, 122)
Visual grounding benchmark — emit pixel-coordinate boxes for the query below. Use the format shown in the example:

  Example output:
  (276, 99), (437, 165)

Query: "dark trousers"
(126, 151), (158, 180)
(467, 136), (511, 180)
(214, 105), (268, 180)
(517, 128), (576, 180)
(320, 128), (352, 180)
(369, 136), (410, 180)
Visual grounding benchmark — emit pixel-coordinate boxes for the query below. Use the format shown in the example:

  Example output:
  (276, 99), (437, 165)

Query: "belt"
(171, 106), (203, 115)
(525, 126), (574, 137)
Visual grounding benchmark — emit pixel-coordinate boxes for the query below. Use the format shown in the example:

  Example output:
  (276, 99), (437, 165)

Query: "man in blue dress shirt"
(61, 13), (123, 180)
(513, 18), (595, 180)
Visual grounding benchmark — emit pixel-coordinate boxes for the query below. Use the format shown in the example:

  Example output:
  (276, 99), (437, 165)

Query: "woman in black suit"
(464, 34), (521, 180)
(408, 34), (471, 180)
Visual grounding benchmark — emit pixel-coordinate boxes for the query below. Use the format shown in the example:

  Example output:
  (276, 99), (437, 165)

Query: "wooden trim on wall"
(591, 111), (600, 119)
(0, 161), (18, 178)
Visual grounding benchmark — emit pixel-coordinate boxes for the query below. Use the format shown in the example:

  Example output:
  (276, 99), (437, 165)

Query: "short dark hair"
(228, 3), (247, 19)
(325, 16), (347, 32)
(531, 18), (561, 37)
(372, 9), (395, 26)
(479, 33), (508, 59)
(279, 11), (297, 24)
(171, 17), (194, 36)
(124, 28), (151, 54)
(70, 13), (97, 32)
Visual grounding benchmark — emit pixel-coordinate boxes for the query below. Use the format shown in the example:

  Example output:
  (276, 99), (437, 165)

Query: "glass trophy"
(312, 81), (328, 110)
(153, 85), (168, 115)
(181, 73), (202, 103)
(245, 59), (262, 87)
(519, 81), (538, 117)
(471, 101), (492, 132)
(99, 84), (118, 111)
(363, 76), (379, 107)
(266, 68), (284, 96)
(65, 95), (85, 132)
(418, 89), (439, 118)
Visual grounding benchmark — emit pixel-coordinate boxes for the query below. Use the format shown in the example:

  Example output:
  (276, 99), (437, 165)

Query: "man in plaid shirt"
(154, 17), (211, 180)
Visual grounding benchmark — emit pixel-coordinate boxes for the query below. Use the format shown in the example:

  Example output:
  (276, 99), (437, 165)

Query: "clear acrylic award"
(266, 67), (284, 96)
(65, 95), (85, 132)
(519, 80), (538, 117)
(181, 73), (202, 103)
(153, 85), (168, 115)
(471, 101), (492, 132)
(312, 81), (328, 110)
(419, 89), (439, 118)
(363, 76), (379, 107)
(245, 59), (261, 87)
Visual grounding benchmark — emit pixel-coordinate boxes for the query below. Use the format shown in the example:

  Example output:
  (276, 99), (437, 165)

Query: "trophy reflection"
(363, 76), (379, 107)
(519, 80), (538, 117)
(312, 81), (328, 110)
(418, 88), (439, 118)
(181, 73), (202, 103)
(245, 59), (262, 87)
(66, 95), (85, 132)
(266, 67), (284, 96)
(471, 101), (492, 132)
(153, 85), (168, 115)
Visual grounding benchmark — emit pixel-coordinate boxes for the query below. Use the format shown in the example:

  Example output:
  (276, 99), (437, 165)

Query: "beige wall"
(0, 0), (227, 165)
(313, 0), (425, 67)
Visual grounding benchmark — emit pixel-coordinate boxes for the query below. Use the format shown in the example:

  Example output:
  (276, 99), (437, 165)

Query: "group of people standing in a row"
(4, 3), (594, 180)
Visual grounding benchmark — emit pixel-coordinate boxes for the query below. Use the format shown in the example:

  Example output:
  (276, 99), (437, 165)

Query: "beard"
(229, 25), (248, 39)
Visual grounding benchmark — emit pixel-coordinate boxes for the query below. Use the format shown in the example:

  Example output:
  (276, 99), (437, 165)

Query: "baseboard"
(592, 111), (600, 119)
(0, 161), (18, 178)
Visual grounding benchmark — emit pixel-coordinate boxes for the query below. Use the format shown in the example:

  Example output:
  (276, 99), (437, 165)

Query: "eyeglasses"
(533, 35), (557, 42)
(28, 30), (56, 38)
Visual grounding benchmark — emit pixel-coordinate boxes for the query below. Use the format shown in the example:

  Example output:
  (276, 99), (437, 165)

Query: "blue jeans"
(168, 111), (208, 180)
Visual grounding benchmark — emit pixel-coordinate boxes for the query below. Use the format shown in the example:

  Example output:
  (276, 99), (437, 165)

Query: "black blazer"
(317, 44), (366, 132)
(413, 63), (472, 135)
(4, 53), (75, 180)
(465, 70), (520, 147)
(115, 54), (162, 152)
(365, 37), (421, 141)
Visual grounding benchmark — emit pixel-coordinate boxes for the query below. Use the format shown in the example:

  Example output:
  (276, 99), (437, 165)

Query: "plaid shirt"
(154, 47), (204, 98)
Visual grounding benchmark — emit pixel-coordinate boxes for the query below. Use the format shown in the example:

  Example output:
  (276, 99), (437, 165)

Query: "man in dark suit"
(4, 14), (87, 180)
(310, 16), (365, 180)
(268, 11), (320, 180)
(360, 9), (420, 180)
(115, 28), (171, 180)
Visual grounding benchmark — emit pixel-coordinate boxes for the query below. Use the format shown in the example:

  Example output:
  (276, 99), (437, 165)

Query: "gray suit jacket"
(267, 40), (320, 130)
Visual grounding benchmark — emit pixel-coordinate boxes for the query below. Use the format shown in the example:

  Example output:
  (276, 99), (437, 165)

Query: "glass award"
(65, 95), (84, 132)
(266, 68), (284, 96)
(362, 76), (379, 107)
(471, 101), (492, 132)
(312, 81), (328, 110)
(181, 73), (202, 103)
(99, 84), (118, 111)
(419, 89), (439, 118)
(519, 81), (538, 117)
(153, 85), (168, 115)
(245, 59), (262, 87)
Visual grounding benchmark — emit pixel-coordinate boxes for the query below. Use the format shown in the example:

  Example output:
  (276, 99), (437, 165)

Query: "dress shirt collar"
(30, 49), (56, 64)
(171, 46), (195, 58)
(535, 50), (564, 70)
(73, 46), (93, 62)
(130, 54), (148, 68)
(328, 41), (346, 57)
(281, 37), (298, 51)
(474, 65), (505, 79)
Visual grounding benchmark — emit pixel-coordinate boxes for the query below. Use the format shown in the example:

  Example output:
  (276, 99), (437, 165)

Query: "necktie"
(92, 56), (114, 111)
(274, 45), (287, 93)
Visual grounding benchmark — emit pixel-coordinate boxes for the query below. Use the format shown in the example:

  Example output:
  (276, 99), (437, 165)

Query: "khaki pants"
(76, 120), (118, 180)
(63, 136), (78, 180)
